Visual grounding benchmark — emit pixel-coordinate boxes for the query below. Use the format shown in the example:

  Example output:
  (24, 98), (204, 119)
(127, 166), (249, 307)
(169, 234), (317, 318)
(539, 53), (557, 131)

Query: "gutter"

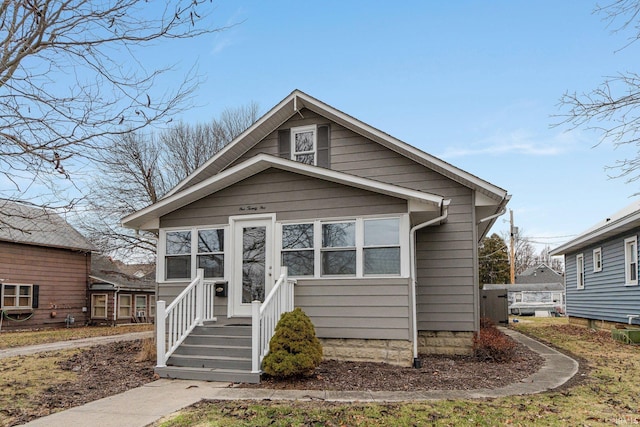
(409, 199), (450, 368)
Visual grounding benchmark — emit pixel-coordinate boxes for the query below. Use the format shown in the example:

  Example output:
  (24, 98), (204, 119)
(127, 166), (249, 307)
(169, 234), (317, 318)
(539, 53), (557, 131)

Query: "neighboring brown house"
(89, 254), (156, 325)
(0, 200), (94, 330)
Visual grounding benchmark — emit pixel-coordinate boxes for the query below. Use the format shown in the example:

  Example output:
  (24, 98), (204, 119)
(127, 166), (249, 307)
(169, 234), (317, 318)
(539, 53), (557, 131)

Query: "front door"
(231, 217), (274, 316)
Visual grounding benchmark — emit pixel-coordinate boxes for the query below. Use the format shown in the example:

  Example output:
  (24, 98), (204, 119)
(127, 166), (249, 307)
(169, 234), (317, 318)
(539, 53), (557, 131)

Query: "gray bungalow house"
(122, 90), (509, 383)
(550, 200), (640, 327)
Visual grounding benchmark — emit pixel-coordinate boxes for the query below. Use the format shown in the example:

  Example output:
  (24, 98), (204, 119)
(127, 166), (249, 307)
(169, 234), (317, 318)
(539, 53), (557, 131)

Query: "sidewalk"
(17, 328), (579, 427)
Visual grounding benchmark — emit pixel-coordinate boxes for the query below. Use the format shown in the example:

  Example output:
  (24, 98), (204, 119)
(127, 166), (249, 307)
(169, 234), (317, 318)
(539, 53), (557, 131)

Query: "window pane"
(136, 296), (146, 310)
(197, 254), (224, 278)
(295, 131), (314, 151)
(322, 222), (355, 248)
(283, 224), (314, 249)
(3, 285), (16, 307)
(166, 231), (191, 255)
(166, 255), (191, 279)
(364, 248), (400, 275)
(198, 229), (224, 253)
(282, 250), (314, 276)
(322, 250), (356, 275)
(364, 219), (399, 246)
(295, 153), (314, 165)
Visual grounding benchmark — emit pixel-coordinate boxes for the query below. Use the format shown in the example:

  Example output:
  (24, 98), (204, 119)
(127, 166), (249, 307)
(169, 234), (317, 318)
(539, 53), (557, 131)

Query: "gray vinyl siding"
(295, 278), (410, 340)
(160, 169), (407, 228)
(235, 111), (478, 333)
(564, 230), (640, 324)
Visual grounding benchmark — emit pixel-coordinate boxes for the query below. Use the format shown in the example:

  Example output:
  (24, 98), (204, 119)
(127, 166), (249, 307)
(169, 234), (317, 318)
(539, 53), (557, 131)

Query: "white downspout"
(410, 200), (450, 368)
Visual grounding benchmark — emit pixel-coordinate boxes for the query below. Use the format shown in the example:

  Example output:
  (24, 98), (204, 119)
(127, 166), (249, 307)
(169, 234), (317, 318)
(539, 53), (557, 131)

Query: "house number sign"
(239, 205), (266, 212)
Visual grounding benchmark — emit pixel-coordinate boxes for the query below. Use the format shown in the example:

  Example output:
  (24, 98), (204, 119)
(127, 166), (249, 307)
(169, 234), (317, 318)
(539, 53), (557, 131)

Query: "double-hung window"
(165, 230), (191, 280)
(625, 236), (638, 286)
(163, 228), (225, 281)
(576, 254), (584, 289)
(2, 284), (32, 309)
(281, 223), (315, 276)
(593, 247), (602, 272)
(363, 218), (400, 275)
(197, 229), (225, 278)
(92, 294), (107, 318)
(136, 295), (147, 316)
(118, 294), (132, 318)
(322, 221), (357, 275)
(292, 125), (316, 165)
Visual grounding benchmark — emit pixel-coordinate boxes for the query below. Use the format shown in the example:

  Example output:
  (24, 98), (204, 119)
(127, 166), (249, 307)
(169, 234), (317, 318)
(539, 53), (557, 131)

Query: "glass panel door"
(242, 226), (266, 303)
(232, 217), (273, 316)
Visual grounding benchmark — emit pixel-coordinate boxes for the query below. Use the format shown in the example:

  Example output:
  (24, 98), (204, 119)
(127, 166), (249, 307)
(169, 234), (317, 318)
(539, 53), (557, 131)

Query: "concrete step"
(167, 353), (252, 370)
(175, 343), (251, 358)
(155, 366), (260, 384)
(184, 334), (251, 347)
(194, 324), (252, 336)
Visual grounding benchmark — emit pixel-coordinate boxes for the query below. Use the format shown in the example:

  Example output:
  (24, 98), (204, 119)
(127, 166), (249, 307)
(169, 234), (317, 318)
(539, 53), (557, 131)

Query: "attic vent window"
(278, 124), (330, 167)
(293, 125), (316, 165)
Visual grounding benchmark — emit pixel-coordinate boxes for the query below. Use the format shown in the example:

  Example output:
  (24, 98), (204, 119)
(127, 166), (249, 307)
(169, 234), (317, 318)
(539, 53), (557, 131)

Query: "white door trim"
(228, 213), (276, 317)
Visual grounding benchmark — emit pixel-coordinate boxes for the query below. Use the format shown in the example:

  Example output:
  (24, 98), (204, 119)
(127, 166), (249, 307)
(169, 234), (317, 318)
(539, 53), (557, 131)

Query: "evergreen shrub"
(262, 307), (323, 378)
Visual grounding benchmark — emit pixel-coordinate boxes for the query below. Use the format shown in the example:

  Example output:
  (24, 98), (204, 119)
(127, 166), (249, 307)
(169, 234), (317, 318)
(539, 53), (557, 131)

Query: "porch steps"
(155, 323), (260, 384)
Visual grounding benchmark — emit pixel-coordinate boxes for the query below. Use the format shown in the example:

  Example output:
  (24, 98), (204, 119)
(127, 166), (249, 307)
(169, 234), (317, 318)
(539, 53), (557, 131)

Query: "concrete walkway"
(16, 328), (579, 427)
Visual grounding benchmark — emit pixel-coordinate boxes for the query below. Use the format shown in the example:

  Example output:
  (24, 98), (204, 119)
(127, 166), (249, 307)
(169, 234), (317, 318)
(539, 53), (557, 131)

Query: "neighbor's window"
(364, 218), (400, 275)
(593, 247), (602, 272)
(576, 254), (584, 289)
(292, 125), (316, 165)
(625, 236), (638, 286)
(2, 284), (32, 309)
(118, 294), (132, 318)
(197, 229), (225, 278)
(165, 230), (191, 280)
(135, 295), (147, 316)
(92, 294), (107, 318)
(282, 223), (315, 276)
(322, 221), (356, 275)
(149, 295), (156, 317)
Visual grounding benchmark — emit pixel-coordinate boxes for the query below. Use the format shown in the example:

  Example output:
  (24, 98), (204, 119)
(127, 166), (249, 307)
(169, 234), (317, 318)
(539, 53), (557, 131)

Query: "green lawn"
(156, 317), (640, 426)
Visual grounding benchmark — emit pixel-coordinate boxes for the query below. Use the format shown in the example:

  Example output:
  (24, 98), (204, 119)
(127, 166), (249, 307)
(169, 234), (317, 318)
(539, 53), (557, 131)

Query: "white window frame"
(625, 236), (638, 286)
(276, 214), (409, 279)
(1, 283), (33, 309)
(92, 293), (108, 319)
(159, 225), (228, 283)
(291, 125), (317, 165)
(118, 294), (132, 319)
(576, 253), (584, 290)
(135, 295), (147, 317)
(149, 295), (156, 317)
(593, 247), (602, 273)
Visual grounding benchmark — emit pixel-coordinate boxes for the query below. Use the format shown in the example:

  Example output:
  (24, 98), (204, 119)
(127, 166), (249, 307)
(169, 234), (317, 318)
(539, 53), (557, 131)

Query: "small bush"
(262, 308), (323, 378)
(473, 319), (516, 363)
(135, 337), (156, 363)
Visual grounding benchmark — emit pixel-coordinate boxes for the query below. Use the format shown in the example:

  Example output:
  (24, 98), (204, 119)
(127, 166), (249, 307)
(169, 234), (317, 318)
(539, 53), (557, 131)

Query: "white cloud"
(438, 128), (586, 159)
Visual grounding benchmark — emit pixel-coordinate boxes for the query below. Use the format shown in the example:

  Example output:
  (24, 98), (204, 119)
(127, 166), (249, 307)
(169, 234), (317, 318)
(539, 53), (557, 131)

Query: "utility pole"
(510, 209), (516, 284)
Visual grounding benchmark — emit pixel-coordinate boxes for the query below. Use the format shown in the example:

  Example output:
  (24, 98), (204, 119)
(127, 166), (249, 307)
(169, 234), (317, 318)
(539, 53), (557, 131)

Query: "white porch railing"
(156, 269), (217, 368)
(252, 267), (296, 373)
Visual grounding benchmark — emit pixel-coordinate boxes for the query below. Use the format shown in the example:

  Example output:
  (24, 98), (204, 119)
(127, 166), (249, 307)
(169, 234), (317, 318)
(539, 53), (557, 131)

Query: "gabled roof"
(550, 199), (640, 256)
(516, 263), (563, 285)
(90, 254), (155, 291)
(483, 283), (565, 292)
(165, 90), (508, 203)
(122, 154), (445, 230)
(0, 200), (94, 252)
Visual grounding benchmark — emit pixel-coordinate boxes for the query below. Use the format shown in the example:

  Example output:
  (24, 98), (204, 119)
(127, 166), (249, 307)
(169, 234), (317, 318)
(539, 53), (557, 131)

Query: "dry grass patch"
(156, 318), (640, 426)
(0, 324), (153, 349)
(0, 350), (79, 427)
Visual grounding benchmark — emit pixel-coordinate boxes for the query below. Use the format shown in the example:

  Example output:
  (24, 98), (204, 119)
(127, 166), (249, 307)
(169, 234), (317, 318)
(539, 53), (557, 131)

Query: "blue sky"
(139, 1), (640, 251)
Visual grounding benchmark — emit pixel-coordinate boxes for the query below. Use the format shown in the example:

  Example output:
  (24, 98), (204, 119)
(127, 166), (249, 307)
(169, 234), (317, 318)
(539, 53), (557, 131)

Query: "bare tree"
(557, 1), (640, 186)
(80, 104), (259, 260)
(0, 1), (225, 212)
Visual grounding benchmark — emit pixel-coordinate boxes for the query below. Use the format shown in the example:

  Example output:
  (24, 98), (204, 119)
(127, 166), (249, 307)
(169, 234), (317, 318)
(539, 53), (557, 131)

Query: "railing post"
(195, 268), (204, 326)
(251, 300), (261, 373)
(156, 300), (167, 368)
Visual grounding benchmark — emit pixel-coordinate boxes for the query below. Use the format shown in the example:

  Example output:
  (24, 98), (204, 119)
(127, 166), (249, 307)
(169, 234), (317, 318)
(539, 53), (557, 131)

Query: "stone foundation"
(319, 338), (413, 367)
(417, 331), (474, 356)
